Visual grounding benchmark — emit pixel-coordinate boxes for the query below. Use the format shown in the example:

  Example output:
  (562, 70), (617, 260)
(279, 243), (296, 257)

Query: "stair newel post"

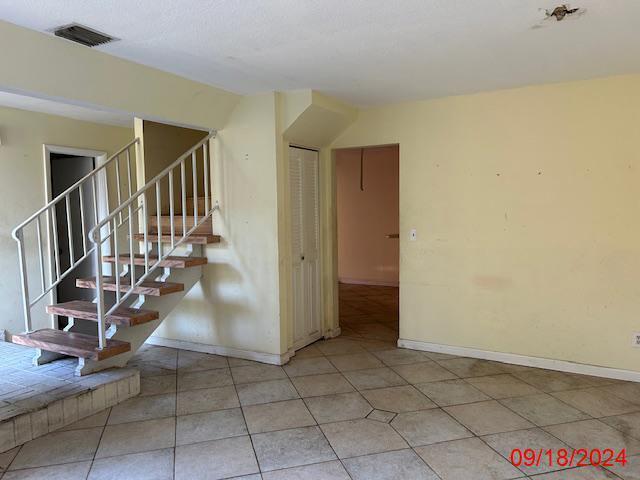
(203, 142), (209, 214)
(15, 229), (32, 333)
(95, 237), (106, 350)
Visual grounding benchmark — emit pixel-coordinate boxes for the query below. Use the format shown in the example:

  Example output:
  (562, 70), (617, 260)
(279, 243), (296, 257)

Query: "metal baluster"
(142, 195), (149, 275)
(169, 170), (175, 249)
(65, 194), (74, 266)
(113, 218), (120, 304)
(78, 183), (87, 255)
(203, 142), (209, 213)
(95, 237), (105, 349)
(128, 204), (136, 291)
(51, 204), (61, 280)
(181, 161), (186, 241)
(192, 152), (198, 223)
(115, 154), (123, 224)
(16, 230), (32, 332)
(126, 147), (133, 201)
(35, 217), (45, 294)
(156, 182), (163, 262)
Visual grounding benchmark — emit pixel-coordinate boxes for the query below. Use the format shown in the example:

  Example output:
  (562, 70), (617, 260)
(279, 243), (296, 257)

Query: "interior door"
(290, 147), (322, 350)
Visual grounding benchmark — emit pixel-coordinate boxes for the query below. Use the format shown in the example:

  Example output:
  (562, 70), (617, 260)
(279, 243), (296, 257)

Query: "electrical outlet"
(410, 229), (417, 241)
(633, 332), (640, 347)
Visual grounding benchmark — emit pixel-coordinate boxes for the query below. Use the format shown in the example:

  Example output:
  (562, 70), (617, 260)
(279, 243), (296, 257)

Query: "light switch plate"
(410, 229), (417, 241)
(633, 332), (640, 347)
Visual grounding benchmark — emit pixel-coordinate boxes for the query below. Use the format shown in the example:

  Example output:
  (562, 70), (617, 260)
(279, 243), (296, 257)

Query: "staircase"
(9, 132), (219, 375)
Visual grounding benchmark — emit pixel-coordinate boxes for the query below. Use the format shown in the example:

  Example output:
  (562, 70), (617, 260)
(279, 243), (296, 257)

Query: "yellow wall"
(0, 20), (239, 129)
(0, 106), (132, 334)
(332, 74), (640, 373)
(152, 94), (284, 357)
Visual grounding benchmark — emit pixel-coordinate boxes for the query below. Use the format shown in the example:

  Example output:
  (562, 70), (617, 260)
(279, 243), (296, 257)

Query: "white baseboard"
(398, 338), (640, 383)
(146, 336), (295, 366)
(339, 278), (399, 287)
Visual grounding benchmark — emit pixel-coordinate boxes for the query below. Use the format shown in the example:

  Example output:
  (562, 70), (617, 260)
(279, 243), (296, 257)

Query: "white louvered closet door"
(290, 147), (322, 350)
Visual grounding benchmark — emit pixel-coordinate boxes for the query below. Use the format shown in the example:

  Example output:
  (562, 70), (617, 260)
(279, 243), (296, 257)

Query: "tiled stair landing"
(0, 341), (139, 453)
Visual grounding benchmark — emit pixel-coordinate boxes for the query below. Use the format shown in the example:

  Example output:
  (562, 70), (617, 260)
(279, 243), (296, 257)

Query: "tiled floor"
(1, 284), (640, 479)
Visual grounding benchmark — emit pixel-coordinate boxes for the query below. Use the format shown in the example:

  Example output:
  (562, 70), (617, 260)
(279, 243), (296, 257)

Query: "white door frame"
(42, 144), (109, 312)
(289, 144), (324, 350)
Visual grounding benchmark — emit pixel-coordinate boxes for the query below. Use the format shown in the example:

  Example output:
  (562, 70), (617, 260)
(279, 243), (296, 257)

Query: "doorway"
(44, 145), (107, 329)
(289, 146), (323, 350)
(335, 145), (399, 342)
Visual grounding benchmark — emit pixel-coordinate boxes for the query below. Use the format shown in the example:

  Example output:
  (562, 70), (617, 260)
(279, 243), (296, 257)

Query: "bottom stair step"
(9, 329), (130, 361)
(46, 300), (159, 326)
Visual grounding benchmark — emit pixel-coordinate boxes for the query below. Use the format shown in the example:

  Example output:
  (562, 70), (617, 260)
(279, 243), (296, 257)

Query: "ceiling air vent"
(53, 24), (117, 47)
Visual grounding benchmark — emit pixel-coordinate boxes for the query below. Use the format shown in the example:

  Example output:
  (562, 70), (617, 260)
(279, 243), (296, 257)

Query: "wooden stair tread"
(134, 233), (221, 245)
(46, 300), (158, 326)
(104, 254), (207, 269)
(76, 277), (184, 296)
(10, 329), (130, 361)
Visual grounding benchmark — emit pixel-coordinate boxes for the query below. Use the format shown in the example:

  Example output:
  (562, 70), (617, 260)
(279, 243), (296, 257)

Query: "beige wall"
(332, 74), (640, 373)
(336, 145), (399, 285)
(0, 106), (132, 334)
(152, 94), (284, 357)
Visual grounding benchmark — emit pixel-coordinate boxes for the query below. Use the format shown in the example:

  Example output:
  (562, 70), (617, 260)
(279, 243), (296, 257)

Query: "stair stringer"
(75, 246), (204, 375)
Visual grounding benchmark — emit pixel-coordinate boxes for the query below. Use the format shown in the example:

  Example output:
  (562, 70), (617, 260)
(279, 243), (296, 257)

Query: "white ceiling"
(0, 91), (133, 127)
(1, 0), (639, 106)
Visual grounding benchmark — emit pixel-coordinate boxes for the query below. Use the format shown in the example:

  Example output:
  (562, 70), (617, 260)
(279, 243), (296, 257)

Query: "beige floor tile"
(599, 382), (640, 405)
(140, 374), (177, 397)
(177, 350), (229, 372)
(544, 419), (640, 455)
(604, 454), (640, 480)
(107, 392), (175, 424)
(236, 379), (299, 406)
(531, 466), (623, 479)
(367, 409), (396, 423)
(291, 373), (355, 397)
(435, 358), (507, 378)
(60, 409), (110, 431)
(175, 435), (259, 480)
(2, 461), (91, 480)
(176, 385), (239, 415)
(177, 368), (233, 391)
(10, 428), (102, 470)
(305, 392), (372, 424)
(320, 418), (408, 458)
(293, 345), (324, 358)
(96, 417), (175, 458)
(551, 387), (640, 417)
(243, 399), (315, 433)
(316, 339), (368, 356)
(415, 437), (523, 480)
(500, 393), (591, 426)
(328, 352), (385, 372)
(482, 427), (572, 476)
(444, 400), (533, 435)
(391, 409), (472, 446)
(415, 379), (490, 406)
(0, 446), (19, 471)
(512, 370), (595, 393)
(88, 448), (174, 480)
(252, 426), (336, 471)
(466, 374), (541, 399)
(372, 348), (431, 366)
(283, 357), (338, 377)
(601, 412), (640, 441)
(343, 449), (439, 480)
(392, 362), (458, 384)
(261, 460), (350, 480)
(361, 385), (436, 413)
(343, 367), (407, 390)
(231, 364), (288, 384)
(176, 407), (247, 445)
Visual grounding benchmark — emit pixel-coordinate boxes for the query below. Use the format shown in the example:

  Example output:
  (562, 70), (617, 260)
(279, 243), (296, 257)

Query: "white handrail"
(12, 138), (140, 335)
(88, 131), (217, 349)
